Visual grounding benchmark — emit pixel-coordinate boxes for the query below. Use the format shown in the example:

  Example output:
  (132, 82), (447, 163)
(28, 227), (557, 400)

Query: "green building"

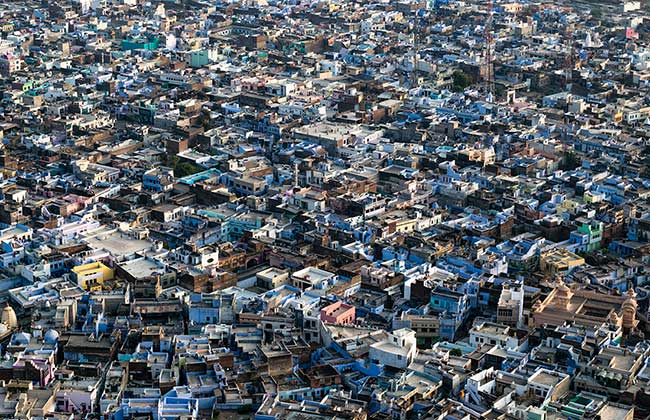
(122, 36), (159, 51)
(570, 220), (603, 253)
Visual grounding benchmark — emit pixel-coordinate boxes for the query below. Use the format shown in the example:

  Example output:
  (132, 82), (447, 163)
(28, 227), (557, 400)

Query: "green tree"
(452, 70), (472, 92)
(561, 151), (581, 171)
(174, 161), (203, 177)
(237, 404), (253, 414)
(591, 7), (602, 19)
(164, 155), (179, 168)
(164, 155), (203, 178)
(450, 348), (462, 357)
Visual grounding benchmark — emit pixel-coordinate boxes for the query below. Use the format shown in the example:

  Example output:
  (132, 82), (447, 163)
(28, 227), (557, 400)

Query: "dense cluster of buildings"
(0, 0), (648, 419)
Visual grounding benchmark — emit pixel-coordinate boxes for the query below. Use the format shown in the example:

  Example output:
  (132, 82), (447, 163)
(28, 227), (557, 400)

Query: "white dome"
(1, 305), (17, 329)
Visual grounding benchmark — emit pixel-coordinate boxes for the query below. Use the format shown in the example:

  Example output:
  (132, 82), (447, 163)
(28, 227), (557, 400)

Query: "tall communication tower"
(562, 26), (575, 144)
(412, 18), (419, 88)
(411, 9), (430, 88)
(411, 10), (420, 88)
(563, 26), (575, 91)
(483, 0), (495, 100)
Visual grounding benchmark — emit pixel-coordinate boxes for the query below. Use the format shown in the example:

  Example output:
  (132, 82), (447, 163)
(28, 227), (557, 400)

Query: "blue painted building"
(430, 287), (470, 341)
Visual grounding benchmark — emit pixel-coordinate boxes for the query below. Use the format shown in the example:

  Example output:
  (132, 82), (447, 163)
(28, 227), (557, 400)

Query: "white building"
(256, 267), (289, 290)
(369, 328), (417, 369)
(469, 321), (525, 351)
(623, 1), (641, 12)
(527, 368), (571, 403)
(465, 367), (496, 406)
(291, 267), (337, 291)
(497, 283), (524, 328)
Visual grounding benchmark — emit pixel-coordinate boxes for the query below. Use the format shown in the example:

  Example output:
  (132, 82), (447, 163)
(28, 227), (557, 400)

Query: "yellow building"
(540, 249), (585, 276)
(72, 262), (114, 290)
(395, 218), (417, 234)
(0, 168), (17, 178)
(556, 198), (579, 216)
(502, 3), (524, 14)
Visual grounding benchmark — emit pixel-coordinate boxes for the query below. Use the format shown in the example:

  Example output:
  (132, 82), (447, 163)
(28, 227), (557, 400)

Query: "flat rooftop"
(257, 267), (288, 278)
(84, 228), (153, 258)
(292, 267), (334, 283)
(119, 257), (166, 279)
(598, 405), (633, 419)
(529, 369), (566, 387)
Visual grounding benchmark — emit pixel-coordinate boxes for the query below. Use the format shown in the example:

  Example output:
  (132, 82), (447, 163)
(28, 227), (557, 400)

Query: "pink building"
(320, 301), (355, 325)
